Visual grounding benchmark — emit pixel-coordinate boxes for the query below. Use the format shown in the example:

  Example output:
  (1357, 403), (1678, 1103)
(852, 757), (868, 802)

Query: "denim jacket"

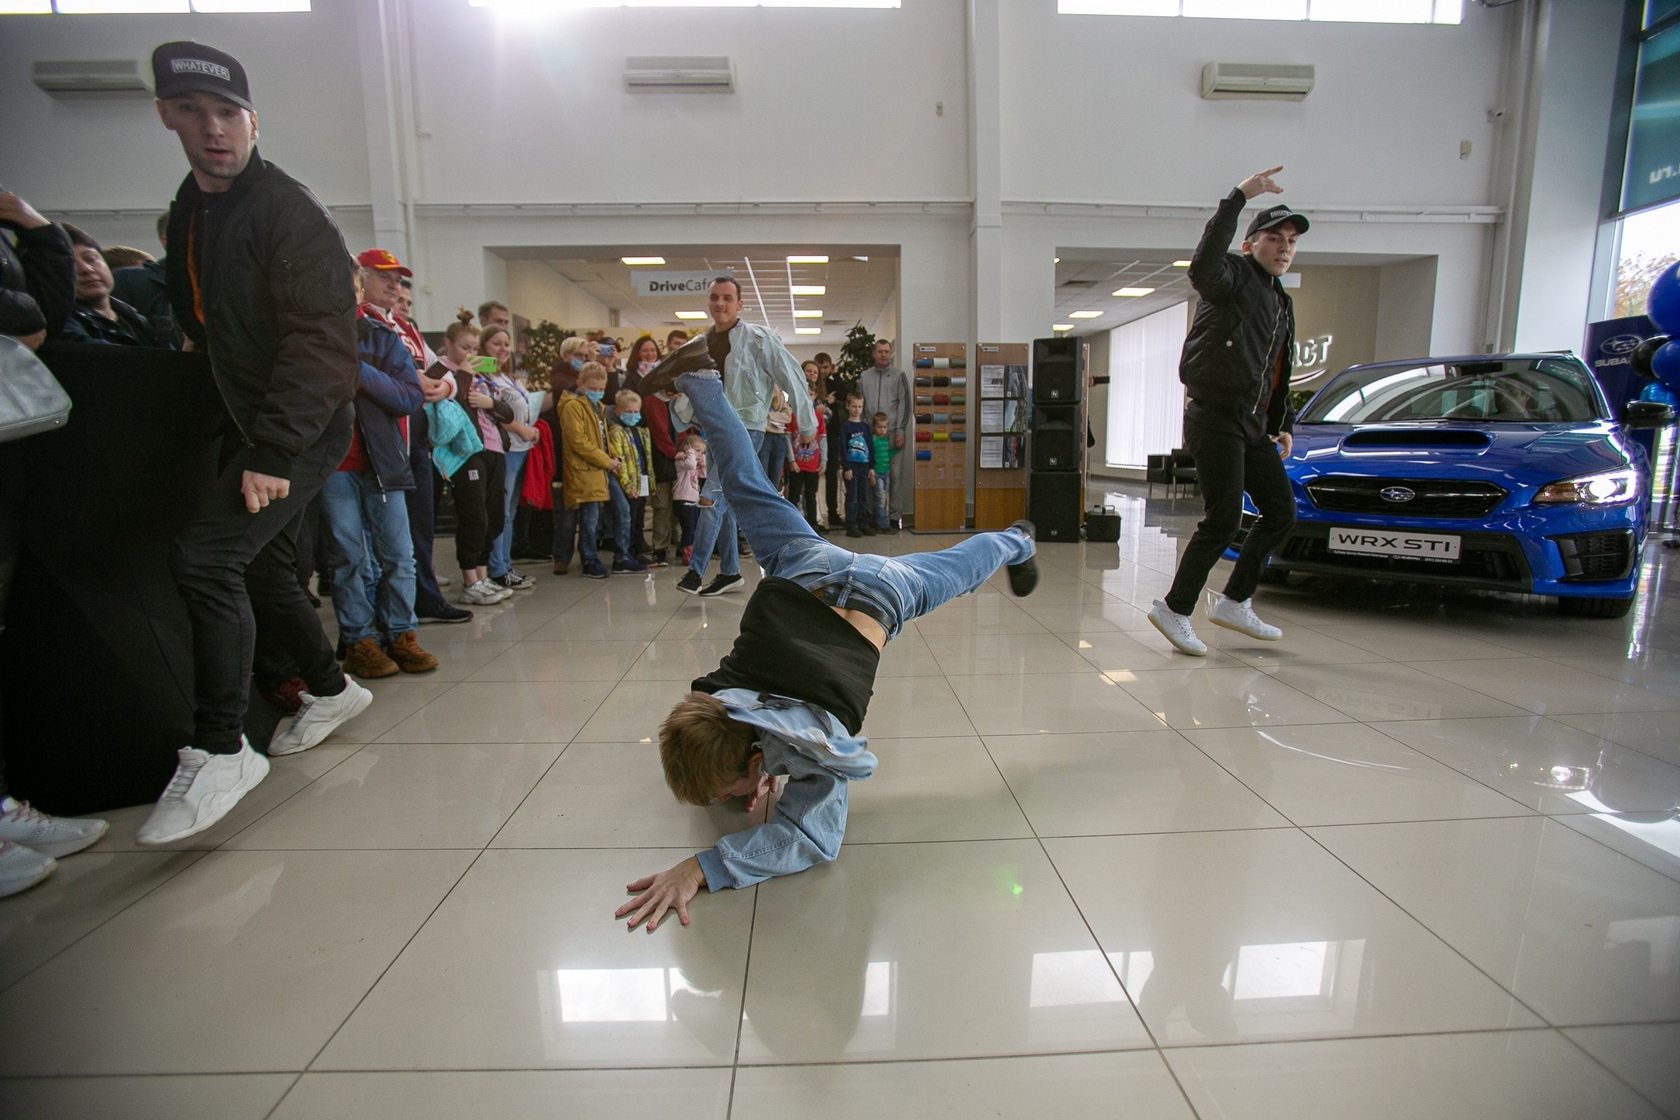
(694, 688), (878, 891)
(669, 321), (816, 435)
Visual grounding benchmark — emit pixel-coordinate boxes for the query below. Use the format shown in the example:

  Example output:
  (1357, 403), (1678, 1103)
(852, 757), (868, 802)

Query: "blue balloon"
(1653, 339), (1680, 393)
(1648, 261), (1680, 333)
(1640, 380), (1679, 407)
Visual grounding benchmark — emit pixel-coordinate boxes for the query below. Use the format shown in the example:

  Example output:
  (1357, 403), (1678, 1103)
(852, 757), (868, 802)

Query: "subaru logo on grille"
(1380, 486), (1417, 503)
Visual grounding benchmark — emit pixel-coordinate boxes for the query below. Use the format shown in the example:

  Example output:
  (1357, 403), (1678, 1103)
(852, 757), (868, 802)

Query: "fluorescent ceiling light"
(54, 0), (188, 9)
(852, 255), (869, 262)
(1053, 324), (1075, 332)
(793, 310), (823, 318)
(1172, 260), (1192, 267)
(0, 0), (52, 9)
(473, 1), (898, 7)
(790, 285), (825, 296)
(1053, 257), (1061, 263)
(622, 256), (665, 266)
(795, 327), (821, 335)
(1113, 287), (1155, 297)
(786, 255), (828, 264)
(1069, 310), (1103, 319)
(674, 311), (708, 320)
(191, 0), (309, 9)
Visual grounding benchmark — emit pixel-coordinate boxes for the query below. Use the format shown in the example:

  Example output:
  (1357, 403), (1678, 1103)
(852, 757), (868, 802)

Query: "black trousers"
(824, 465), (840, 525)
(170, 409), (351, 753)
(1163, 420), (1296, 616)
(787, 469), (821, 524)
(451, 450), (505, 572)
(406, 414), (452, 615)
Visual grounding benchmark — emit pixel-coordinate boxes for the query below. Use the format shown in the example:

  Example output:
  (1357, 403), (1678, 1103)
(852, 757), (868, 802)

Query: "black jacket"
(166, 150), (358, 478)
(1179, 188), (1295, 439)
(61, 298), (155, 347)
(0, 222), (75, 340)
(111, 258), (176, 349)
(353, 315), (422, 492)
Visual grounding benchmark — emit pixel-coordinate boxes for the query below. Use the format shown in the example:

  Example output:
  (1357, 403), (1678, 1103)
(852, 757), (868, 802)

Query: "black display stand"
(0, 344), (286, 816)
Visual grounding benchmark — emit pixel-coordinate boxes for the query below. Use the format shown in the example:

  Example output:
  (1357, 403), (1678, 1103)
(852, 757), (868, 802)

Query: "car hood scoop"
(1340, 429), (1492, 450)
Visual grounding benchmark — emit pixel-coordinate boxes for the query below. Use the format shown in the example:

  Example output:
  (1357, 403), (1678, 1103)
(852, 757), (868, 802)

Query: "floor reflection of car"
(1248, 354), (1672, 618)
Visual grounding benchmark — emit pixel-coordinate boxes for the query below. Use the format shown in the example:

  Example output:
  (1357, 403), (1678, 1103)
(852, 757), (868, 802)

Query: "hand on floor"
(617, 855), (707, 933)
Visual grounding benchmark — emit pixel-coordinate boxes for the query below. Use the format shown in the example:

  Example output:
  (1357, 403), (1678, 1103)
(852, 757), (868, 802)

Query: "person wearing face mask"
(554, 362), (621, 580)
(60, 225), (156, 346)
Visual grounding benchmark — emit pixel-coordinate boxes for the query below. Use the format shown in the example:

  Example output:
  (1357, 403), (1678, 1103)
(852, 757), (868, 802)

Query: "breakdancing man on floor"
(612, 349), (1040, 932)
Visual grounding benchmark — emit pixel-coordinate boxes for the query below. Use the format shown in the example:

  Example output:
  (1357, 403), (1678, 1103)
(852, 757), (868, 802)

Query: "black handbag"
(0, 335), (71, 443)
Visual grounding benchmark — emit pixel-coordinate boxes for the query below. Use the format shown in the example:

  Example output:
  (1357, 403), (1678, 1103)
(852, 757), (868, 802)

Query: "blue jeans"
(843, 468), (870, 526)
(554, 500), (603, 569)
(872, 475), (890, 529)
(489, 447), (528, 579)
(605, 475), (634, 557)
(759, 431), (788, 491)
(675, 372), (1032, 639)
(321, 470), (418, 643)
(688, 427), (765, 578)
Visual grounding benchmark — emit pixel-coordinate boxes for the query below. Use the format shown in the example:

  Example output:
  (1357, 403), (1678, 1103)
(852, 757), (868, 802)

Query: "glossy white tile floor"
(3, 487), (1679, 1119)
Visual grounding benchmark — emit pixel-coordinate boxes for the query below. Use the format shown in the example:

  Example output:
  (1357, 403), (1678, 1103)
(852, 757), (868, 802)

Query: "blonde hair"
(659, 693), (758, 806)
(559, 335), (592, 361)
(615, 389), (642, 411)
(872, 411), (889, 426)
(679, 432), (706, 453)
(576, 361), (608, 387)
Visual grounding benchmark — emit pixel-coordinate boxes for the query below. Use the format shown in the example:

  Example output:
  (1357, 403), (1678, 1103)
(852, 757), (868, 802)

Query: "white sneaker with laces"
(135, 740), (270, 846)
(1148, 599), (1208, 657)
(0, 841), (55, 899)
(0, 797), (108, 858)
(1208, 594), (1283, 641)
(459, 579), (508, 606)
(270, 676), (373, 757)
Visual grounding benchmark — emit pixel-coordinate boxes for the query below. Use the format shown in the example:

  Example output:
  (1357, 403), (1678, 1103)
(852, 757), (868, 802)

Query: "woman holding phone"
(487, 326), (542, 591)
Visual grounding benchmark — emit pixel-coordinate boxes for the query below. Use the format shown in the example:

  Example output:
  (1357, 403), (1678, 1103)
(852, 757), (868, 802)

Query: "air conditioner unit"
(32, 59), (152, 100)
(1201, 62), (1315, 102)
(624, 56), (735, 94)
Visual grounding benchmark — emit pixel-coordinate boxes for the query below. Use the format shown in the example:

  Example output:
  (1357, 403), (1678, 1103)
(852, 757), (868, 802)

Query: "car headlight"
(1531, 468), (1640, 507)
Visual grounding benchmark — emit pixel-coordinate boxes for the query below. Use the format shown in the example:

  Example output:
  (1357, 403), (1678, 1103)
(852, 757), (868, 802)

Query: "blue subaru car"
(1248, 353), (1669, 618)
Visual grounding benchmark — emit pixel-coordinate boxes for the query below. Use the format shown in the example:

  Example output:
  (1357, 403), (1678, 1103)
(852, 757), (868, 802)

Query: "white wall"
(1376, 256), (1440, 361)
(505, 259), (613, 330)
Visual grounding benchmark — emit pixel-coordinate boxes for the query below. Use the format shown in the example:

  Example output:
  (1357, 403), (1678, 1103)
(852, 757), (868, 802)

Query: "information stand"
(910, 342), (969, 532)
(973, 342), (1030, 529)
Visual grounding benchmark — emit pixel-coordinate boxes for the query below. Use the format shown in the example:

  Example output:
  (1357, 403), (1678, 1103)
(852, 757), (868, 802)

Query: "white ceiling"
(502, 245), (899, 347)
(1053, 252), (1197, 337)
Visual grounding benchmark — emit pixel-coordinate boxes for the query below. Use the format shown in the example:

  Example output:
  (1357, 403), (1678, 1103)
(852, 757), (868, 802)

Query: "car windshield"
(1299, 358), (1603, 424)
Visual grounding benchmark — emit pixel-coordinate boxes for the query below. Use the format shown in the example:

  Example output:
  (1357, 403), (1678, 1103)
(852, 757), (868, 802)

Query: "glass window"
(1300, 358), (1603, 424)
(1614, 198), (1680, 318)
(1649, 0), (1680, 28)
(1310, 0), (1434, 23)
(1185, 0), (1305, 19)
(1057, 0), (1461, 22)
(1623, 25), (1680, 212)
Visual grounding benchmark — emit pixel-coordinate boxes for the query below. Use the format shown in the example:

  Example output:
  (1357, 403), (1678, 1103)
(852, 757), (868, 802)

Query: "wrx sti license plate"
(1327, 526), (1461, 562)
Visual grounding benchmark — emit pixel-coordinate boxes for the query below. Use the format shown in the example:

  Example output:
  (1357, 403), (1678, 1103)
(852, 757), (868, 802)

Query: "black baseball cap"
(152, 41), (253, 111)
(1246, 204), (1309, 239)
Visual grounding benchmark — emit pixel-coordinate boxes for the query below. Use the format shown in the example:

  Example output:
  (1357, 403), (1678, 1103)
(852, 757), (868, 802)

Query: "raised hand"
(1238, 166), (1285, 200)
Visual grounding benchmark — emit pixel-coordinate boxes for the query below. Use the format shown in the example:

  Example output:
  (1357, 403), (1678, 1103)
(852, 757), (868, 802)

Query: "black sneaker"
(612, 556), (649, 575)
(847, 525), (863, 538)
(582, 562), (610, 580)
(861, 524), (877, 536)
(699, 572), (745, 597)
(1005, 519), (1038, 597)
(417, 605), (474, 624)
(676, 570), (704, 595)
(638, 333), (720, 398)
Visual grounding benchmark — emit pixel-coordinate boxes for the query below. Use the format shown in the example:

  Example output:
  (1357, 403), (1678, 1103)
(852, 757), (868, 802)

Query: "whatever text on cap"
(356, 248), (413, 278)
(1246, 204), (1310, 239)
(152, 41), (253, 112)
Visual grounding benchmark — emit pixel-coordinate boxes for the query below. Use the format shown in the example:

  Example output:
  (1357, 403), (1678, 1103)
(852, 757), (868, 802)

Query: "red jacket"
(520, 418), (556, 510)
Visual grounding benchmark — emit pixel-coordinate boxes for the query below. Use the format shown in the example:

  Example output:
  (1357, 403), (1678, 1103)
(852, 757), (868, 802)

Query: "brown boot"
(343, 637), (399, 679)
(552, 562), (569, 575)
(384, 630), (439, 673)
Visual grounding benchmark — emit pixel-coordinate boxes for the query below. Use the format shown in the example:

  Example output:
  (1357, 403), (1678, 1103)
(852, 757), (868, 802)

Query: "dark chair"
(1170, 448), (1199, 497)
(1146, 453), (1175, 499)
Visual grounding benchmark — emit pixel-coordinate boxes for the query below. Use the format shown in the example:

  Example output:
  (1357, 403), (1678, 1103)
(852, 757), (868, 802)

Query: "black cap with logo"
(151, 41), (253, 112)
(1245, 204), (1309, 240)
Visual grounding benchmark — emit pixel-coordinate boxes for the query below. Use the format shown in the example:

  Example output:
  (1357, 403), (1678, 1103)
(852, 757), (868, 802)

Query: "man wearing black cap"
(138, 41), (372, 846)
(1148, 166), (1305, 658)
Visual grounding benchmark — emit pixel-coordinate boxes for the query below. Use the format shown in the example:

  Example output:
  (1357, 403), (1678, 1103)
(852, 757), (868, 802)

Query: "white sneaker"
(436, 574), (453, 589)
(0, 842), (55, 899)
(485, 578), (514, 602)
(0, 797), (108, 858)
(270, 676), (373, 756)
(135, 740), (270, 846)
(459, 579), (509, 606)
(1148, 600), (1208, 657)
(1208, 594), (1283, 641)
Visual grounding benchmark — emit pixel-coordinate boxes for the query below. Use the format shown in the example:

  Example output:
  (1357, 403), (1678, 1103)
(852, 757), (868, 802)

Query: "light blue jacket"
(671, 321), (816, 435)
(695, 688), (878, 891)
(425, 397), (483, 478)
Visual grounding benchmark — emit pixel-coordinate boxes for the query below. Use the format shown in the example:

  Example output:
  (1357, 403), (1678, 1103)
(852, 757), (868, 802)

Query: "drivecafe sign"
(631, 269), (734, 298)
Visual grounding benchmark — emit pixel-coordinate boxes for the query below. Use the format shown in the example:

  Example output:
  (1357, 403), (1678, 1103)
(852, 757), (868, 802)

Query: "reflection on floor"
(1, 484), (1678, 1119)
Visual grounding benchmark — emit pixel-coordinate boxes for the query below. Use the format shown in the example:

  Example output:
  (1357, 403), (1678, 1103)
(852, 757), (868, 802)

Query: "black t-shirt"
(707, 325), (731, 369)
(693, 577), (881, 736)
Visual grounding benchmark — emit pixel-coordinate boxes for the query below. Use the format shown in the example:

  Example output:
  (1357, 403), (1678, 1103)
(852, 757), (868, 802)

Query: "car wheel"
(1558, 595), (1634, 619)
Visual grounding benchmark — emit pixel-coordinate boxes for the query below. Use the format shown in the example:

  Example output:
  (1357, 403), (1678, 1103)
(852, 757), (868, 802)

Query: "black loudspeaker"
(1033, 336), (1084, 404)
(1030, 403), (1080, 471)
(1028, 472), (1082, 541)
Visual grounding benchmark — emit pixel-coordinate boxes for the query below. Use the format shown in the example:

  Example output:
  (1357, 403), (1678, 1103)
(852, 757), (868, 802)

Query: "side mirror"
(1624, 399), (1676, 429)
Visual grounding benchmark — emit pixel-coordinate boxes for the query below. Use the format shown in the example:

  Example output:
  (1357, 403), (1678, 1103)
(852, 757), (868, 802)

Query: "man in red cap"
(355, 248), (468, 624)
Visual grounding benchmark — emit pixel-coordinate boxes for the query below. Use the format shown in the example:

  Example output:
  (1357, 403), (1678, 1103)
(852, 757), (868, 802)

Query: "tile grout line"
(725, 882), (760, 1120)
